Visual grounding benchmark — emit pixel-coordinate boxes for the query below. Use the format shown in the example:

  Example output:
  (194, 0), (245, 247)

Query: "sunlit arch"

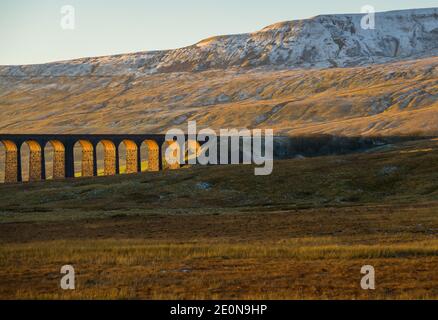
(119, 140), (138, 174)
(140, 139), (159, 172)
(21, 140), (42, 182)
(74, 140), (94, 178)
(44, 140), (65, 180)
(0, 140), (18, 183)
(96, 140), (116, 176)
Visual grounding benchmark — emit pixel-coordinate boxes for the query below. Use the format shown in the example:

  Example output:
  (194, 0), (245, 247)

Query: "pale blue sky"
(1, 0), (437, 65)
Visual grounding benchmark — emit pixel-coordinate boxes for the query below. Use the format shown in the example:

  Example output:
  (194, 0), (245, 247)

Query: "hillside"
(0, 8), (437, 136)
(0, 57), (437, 136)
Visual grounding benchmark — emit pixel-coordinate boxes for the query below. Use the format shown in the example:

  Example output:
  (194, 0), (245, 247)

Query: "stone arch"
(21, 140), (42, 182)
(184, 140), (202, 165)
(44, 140), (65, 180)
(162, 140), (181, 170)
(0, 140), (18, 183)
(140, 140), (159, 172)
(96, 140), (116, 176)
(74, 140), (94, 178)
(119, 140), (138, 174)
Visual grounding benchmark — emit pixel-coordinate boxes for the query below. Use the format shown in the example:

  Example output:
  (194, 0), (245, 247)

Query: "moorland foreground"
(0, 138), (438, 299)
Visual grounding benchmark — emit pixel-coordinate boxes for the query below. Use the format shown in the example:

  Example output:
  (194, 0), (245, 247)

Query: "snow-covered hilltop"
(1, 8), (438, 76)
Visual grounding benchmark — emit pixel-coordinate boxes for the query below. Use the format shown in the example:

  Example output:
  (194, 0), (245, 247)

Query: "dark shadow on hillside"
(271, 135), (434, 159)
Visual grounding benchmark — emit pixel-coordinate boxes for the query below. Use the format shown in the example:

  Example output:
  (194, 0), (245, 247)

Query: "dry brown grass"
(1, 239), (437, 300)
(1, 139), (438, 299)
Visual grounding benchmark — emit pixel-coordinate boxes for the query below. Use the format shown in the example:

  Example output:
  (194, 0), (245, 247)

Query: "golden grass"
(1, 239), (437, 300)
(1, 139), (438, 299)
(2, 239), (438, 263)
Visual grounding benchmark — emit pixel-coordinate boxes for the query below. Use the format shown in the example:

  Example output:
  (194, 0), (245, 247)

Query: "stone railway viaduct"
(0, 134), (205, 183)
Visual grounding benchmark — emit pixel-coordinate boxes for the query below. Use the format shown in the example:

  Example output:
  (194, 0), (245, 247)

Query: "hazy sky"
(1, 0), (437, 65)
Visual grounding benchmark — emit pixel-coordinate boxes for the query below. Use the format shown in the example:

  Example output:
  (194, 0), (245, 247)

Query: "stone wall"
(98, 140), (116, 176)
(25, 141), (42, 182)
(3, 141), (18, 183)
(52, 150), (65, 179)
(103, 148), (116, 176)
(28, 149), (42, 181)
(81, 149), (94, 177)
(123, 140), (138, 174)
(125, 148), (137, 173)
(147, 146), (159, 172)
(75, 140), (94, 178)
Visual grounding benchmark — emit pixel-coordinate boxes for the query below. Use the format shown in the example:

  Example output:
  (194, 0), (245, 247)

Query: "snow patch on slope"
(1, 8), (438, 77)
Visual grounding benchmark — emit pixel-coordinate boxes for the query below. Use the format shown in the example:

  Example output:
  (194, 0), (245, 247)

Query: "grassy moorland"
(0, 138), (438, 299)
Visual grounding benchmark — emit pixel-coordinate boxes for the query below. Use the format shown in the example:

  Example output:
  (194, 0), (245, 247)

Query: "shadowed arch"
(119, 140), (138, 174)
(97, 140), (116, 176)
(74, 140), (94, 178)
(21, 140), (42, 182)
(0, 140), (18, 183)
(162, 141), (181, 170)
(140, 140), (159, 172)
(45, 140), (65, 180)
